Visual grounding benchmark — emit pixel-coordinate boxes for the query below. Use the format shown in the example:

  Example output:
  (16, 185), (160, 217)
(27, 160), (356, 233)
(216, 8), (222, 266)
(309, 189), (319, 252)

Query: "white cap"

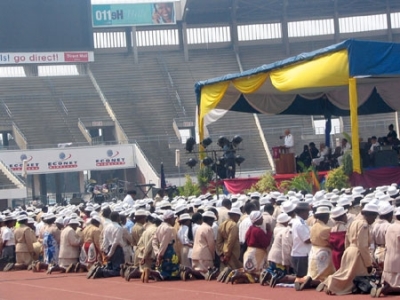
(17, 215), (28, 222)
(260, 196), (271, 205)
(228, 207), (242, 216)
(249, 211), (262, 224)
(352, 186), (365, 195)
(68, 219), (80, 225)
(276, 195), (287, 203)
(175, 204), (188, 214)
(135, 209), (147, 217)
(27, 217), (35, 224)
(162, 210), (175, 220)
(55, 217), (64, 225)
(202, 211), (216, 220)
(387, 186), (399, 196)
(378, 202), (394, 215)
(92, 215), (102, 223)
(270, 191), (281, 199)
(337, 198), (352, 207)
(281, 201), (296, 214)
(314, 206), (330, 215)
(315, 200), (333, 208)
(250, 192), (261, 199)
(362, 203), (379, 213)
(379, 194), (392, 202)
(331, 206), (348, 219)
(277, 213), (291, 224)
(179, 213), (191, 221)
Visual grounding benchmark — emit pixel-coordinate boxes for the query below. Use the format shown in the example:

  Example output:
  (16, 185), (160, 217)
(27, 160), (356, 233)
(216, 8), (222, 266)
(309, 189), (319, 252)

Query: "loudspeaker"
(374, 150), (398, 168)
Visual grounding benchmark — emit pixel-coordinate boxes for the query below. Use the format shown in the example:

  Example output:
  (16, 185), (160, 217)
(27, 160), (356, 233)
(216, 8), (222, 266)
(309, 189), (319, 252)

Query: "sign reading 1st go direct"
(92, 2), (176, 28)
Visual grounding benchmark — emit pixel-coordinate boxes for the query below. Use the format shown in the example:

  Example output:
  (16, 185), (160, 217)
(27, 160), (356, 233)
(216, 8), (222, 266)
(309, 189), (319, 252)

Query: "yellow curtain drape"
(270, 49), (349, 92)
(198, 81), (230, 142)
(232, 72), (269, 94)
(349, 78), (361, 174)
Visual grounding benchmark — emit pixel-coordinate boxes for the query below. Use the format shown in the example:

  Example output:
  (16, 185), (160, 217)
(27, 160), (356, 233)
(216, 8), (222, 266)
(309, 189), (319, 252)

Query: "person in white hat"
(371, 202), (394, 269)
(272, 195), (287, 220)
(329, 207), (349, 270)
(317, 203), (378, 295)
(241, 211), (273, 282)
(57, 218), (81, 272)
(192, 211), (217, 280)
(91, 212), (125, 279)
(78, 215), (102, 273)
(131, 210), (148, 269)
(265, 213), (294, 287)
(1, 215), (16, 267)
(217, 198), (232, 226)
(238, 202), (258, 262)
(128, 213), (163, 282)
(261, 202), (276, 236)
(177, 213), (193, 269)
(300, 207), (335, 291)
(9, 215), (34, 271)
(376, 207), (400, 297)
(33, 213), (62, 273)
(150, 210), (180, 281)
(337, 197), (356, 225)
(290, 202), (311, 289)
(215, 207), (242, 282)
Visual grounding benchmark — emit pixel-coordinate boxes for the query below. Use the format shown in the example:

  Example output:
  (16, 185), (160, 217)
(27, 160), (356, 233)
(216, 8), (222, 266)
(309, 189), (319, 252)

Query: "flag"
(160, 162), (166, 189)
(311, 168), (320, 192)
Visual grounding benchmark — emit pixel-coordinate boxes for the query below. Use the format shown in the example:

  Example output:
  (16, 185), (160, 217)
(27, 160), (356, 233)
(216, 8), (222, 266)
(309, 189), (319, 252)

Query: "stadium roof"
(183, 0), (400, 25)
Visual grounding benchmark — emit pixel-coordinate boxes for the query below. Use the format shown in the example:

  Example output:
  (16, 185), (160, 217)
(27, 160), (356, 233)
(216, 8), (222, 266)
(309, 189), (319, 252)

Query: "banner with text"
(0, 51), (94, 65)
(92, 2), (176, 27)
(1, 145), (135, 175)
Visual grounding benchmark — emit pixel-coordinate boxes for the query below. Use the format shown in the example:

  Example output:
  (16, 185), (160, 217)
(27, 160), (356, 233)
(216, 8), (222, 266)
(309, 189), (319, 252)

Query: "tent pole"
(349, 78), (361, 174)
(253, 114), (275, 173)
(395, 111), (399, 136)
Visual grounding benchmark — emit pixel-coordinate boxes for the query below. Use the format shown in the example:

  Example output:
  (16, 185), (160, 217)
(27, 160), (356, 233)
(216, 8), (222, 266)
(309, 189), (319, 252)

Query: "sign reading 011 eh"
(92, 2), (176, 28)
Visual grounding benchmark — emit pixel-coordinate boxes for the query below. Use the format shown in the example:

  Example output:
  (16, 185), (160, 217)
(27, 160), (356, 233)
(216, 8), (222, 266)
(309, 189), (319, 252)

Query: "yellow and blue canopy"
(195, 39), (400, 173)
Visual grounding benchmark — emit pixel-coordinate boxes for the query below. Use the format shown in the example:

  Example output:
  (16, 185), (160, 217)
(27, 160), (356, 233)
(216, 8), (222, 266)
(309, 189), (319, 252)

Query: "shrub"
(325, 166), (350, 191)
(247, 171), (277, 193)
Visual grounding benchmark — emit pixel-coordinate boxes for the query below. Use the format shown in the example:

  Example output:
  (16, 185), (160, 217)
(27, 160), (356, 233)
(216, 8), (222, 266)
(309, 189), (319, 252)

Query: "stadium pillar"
(39, 174), (47, 205)
(55, 173), (62, 204)
(131, 26), (139, 64)
(181, 22), (189, 62)
(2, 133), (8, 147)
(126, 27), (133, 54)
(333, 0), (340, 43)
(281, 0), (290, 56)
(230, 0), (239, 53)
(386, 0), (393, 42)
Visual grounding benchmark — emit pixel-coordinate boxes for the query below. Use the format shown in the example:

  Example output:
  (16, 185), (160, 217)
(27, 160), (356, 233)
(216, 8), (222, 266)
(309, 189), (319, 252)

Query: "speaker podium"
(272, 146), (295, 174)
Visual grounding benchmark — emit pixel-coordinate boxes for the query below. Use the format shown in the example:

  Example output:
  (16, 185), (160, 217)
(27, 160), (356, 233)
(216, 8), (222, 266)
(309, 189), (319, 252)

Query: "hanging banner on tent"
(1, 145), (135, 175)
(92, 2), (176, 27)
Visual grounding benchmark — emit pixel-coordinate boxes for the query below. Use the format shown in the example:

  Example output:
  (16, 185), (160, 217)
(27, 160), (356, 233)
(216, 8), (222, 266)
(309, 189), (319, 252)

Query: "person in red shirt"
(229, 211), (273, 284)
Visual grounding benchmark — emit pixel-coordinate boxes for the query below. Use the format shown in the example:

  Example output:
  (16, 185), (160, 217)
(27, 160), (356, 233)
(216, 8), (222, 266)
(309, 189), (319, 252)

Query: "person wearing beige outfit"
(216, 208), (242, 271)
(317, 203), (378, 295)
(58, 219), (82, 269)
(14, 216), (35, 270)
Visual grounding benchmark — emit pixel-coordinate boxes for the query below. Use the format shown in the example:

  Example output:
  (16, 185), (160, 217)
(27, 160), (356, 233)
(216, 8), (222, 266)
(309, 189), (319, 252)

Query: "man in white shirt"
(283, 129), (295, 153)
(91, 212), (124, 278)
(290, 202), (311, 290)
(122, 190), (136, 207)
(368, 136), (380, 155)
(312, 143), (330, 167)
(238, 202), (257, 261)
(337, 138), (351, 166)
(1, 215), (16, 264)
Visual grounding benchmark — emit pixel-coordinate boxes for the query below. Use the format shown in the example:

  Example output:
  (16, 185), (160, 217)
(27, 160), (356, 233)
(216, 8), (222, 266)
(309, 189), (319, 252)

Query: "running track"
(0, 272), (393, 300)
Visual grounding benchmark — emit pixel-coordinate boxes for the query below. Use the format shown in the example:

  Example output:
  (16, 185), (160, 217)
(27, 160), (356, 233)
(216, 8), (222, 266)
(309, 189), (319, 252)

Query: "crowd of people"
(1, 186), (400, 297)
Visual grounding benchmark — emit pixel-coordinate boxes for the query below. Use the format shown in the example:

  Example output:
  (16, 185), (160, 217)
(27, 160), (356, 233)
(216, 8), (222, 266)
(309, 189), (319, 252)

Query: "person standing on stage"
(282, 129), (295, 153)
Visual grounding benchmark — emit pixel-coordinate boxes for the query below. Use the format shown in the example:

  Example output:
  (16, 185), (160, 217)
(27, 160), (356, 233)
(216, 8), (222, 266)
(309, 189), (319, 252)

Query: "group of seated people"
(297, 124), (400, 171)
(296, 139), (351, 172)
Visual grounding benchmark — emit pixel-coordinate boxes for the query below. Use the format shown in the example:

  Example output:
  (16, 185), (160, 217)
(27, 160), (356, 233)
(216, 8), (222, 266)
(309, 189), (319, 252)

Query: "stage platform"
(222, 166), (400, 193)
